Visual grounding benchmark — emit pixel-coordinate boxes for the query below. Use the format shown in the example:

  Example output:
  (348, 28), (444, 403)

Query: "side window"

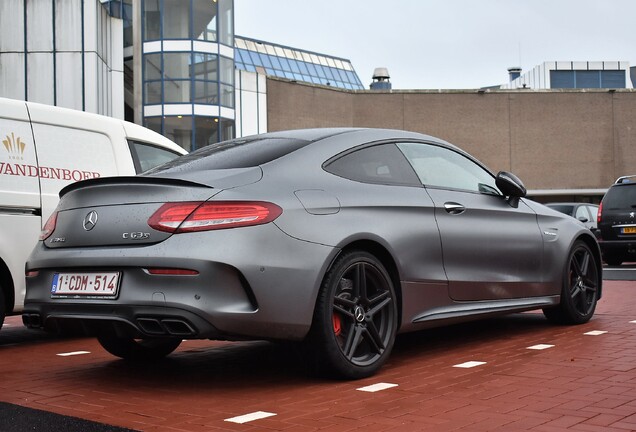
(129, 141), (183, 173)
(575, 206), (589, 221)
(324, 143), (420, 186)
(587, 206), (598, 221)
(397, 142), (500, 195)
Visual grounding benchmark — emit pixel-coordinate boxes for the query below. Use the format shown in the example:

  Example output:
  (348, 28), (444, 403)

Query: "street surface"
(1, 271), (635, 431)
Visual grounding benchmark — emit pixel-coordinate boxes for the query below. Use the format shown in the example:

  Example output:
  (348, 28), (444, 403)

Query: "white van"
(0, 97), (187, 328)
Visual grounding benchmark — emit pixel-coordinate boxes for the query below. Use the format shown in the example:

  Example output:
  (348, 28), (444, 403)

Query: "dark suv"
(598, 176), (636, 265)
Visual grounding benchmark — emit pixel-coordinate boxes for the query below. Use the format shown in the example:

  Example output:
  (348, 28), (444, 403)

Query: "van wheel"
(97, 332), (181, 360)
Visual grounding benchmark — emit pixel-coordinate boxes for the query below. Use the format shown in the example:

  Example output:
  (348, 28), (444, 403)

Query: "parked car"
(597, 175), (636, 265)
(545, 203), (599, 231)
(0, 97), (187, 329)
(23, 128), (601, 379)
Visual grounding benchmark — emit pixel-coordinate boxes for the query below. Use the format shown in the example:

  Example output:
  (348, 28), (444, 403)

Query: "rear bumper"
(598, 239), (636, 257)
(24, 223), (337, 341)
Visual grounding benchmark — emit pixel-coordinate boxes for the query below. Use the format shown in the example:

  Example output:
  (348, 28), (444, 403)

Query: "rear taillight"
(40, 211), (58, 241)
(597, 202), (603, 223)
(148, 201), (282, 233)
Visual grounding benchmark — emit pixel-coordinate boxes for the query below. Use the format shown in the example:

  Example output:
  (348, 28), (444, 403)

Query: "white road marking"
(224, 411), (276, 424)
(527, 344), (555, 350)
(453, 361), (486, 368)
(56, 351), (91, 357)
(584, 330), (608, 336)
(357, 383), (398, 392)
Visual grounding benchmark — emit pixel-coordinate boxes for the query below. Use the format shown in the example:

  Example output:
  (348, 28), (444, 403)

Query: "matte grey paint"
(24, 128), (601, 342)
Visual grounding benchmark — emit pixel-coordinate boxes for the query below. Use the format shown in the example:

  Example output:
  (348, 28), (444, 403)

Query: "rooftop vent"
(370, 67), (391, 90)
(508, 67), (522, 82)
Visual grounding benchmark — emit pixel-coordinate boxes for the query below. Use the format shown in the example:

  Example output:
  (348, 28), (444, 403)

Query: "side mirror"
(496, 171), (527, 207)
(578, 216), (589, 223)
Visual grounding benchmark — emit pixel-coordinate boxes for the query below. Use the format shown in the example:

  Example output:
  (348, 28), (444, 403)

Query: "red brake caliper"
(333, 313), (342, 336)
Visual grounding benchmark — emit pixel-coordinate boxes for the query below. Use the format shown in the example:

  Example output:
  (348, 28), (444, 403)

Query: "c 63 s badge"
(123, 232), (151, 240)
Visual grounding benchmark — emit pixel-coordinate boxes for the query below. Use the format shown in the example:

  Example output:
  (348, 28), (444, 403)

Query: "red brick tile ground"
(1, 281), (635, 431)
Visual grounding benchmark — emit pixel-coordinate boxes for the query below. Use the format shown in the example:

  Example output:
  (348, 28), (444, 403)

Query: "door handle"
(444, 202), (465, 215)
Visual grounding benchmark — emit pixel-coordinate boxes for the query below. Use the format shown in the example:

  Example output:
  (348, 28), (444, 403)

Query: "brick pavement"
(1, 281), (635, 431)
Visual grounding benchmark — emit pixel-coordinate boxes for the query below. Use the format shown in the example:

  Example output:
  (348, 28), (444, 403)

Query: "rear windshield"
(603, 185), (636, 210)
(145, 137), (310, 173)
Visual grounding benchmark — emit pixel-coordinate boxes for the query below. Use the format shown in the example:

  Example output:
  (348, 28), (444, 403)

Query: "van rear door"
(0, 98), (42, 315)
(0, 99), (41, 212)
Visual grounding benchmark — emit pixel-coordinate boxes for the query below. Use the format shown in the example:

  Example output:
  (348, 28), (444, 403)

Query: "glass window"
(268, 55), (282, 70)
(288, 59), (301, 74)
(144, 53), (162, 81)
(258, 53), (273, 69)
(324, 144), (420, 186)
(220, 56), (234, 85)
(575, 205), (590, 221)
(602, 185), (636, 210)
(163, 79), (191, 103)
(278, 57), (292, 72)
(193, 0), (217, 41)
(194, 80), (218, 104)
(220, 83), (234, 107)
(297, 61), (309, 75)
(221, 118), (235, 142)
(163, 52), (192, 80)
(143, 0), (161, 40)
(587, 205), (599, 221)
(249, 51), (263, 66)
(548, 204), (575, 216)
(144, 81), (162, 104)
(306, 62), (318, 77)
(163, 0), (190, 39)
(164, 116), (193, 151)
(194, 116), (219, 150)
(149, 137), (312, 172)
(218, 0), (233, 46)
(129, 140), (183, 173)
(397, 142), (500, 195)
(144, 117), (162, 135)
(236, 49), (249, 65)
(192, 53), (217, 81)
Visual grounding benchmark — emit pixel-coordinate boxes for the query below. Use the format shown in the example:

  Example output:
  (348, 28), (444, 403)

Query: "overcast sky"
(235, 0), (635, 90)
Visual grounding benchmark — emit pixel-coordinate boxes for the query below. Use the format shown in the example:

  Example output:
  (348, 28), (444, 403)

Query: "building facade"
(1, 0), (364, 152)
(502, 61), (632, 90)
(0, 0), (124, 118)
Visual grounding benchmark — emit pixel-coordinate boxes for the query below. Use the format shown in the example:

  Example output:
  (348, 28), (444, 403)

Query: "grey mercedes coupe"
(23, 128), (601, 379)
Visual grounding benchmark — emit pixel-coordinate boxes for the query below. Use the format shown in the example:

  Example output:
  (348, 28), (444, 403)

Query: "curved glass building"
(141, 0), (235, 151)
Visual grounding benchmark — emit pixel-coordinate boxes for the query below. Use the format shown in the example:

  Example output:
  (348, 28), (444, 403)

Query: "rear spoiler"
(60, 176), (212, 197)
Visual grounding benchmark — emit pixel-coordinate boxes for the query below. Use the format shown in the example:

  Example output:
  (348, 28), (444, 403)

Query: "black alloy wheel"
(543, 241), (600, 324)
(308, 250), (398, 379)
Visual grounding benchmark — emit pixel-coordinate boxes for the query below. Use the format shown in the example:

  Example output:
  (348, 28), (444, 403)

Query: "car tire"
(543, 241), (600, 325)
(97, 332), (181, 360)
(305, 250), (398, 379)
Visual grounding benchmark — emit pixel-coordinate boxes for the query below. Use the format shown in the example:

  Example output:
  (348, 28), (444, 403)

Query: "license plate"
(51, 272), (120, 298)
(622, 227), (636, 234)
